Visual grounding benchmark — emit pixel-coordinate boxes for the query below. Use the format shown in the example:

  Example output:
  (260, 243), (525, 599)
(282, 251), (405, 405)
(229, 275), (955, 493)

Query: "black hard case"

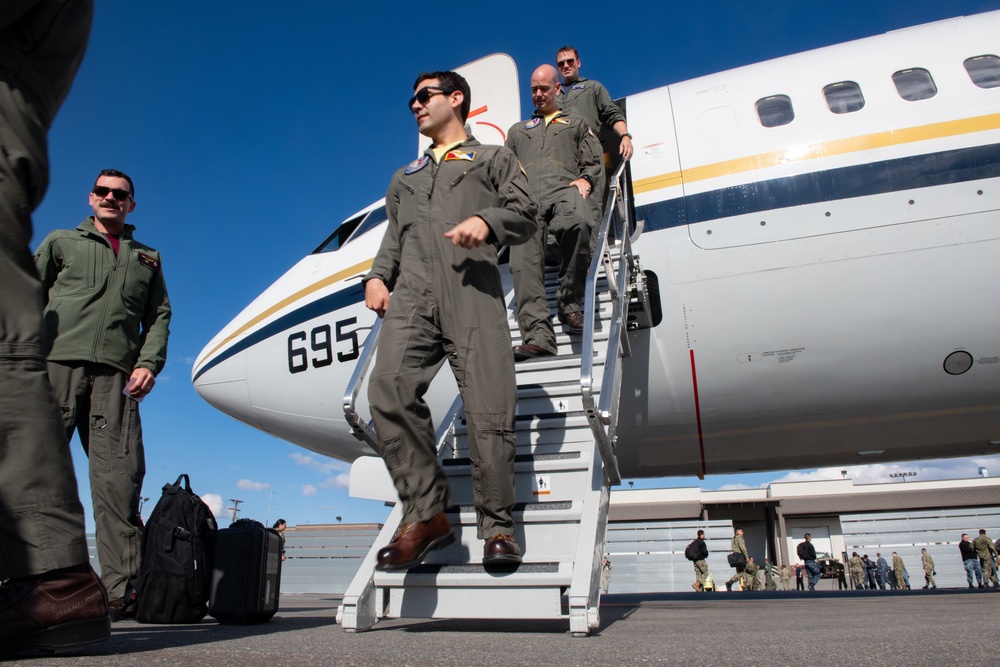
(209, 519), (282, 624)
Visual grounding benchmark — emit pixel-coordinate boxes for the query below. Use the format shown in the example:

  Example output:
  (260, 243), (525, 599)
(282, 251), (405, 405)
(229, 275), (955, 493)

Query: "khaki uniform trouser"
(0, 6), (91, 577)
(369, 311), (517, 540)
(47, 361), (144, 598)
(511, 196), (593, 351)
(693, 559), (709, 585)
(982, 557), (998, 585)
(924, 569), (936, 587)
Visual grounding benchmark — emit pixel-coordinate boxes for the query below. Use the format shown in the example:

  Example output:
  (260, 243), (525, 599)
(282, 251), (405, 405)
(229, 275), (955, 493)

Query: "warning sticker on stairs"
(532, 475), (551, 496)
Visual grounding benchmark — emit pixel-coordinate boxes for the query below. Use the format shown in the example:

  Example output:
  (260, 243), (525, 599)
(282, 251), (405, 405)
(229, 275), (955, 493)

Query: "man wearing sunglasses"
(34, 168), (172, 620)
(506, 64), (603, 352)
(364, 71), (537, 569)
(555, 46), (633, 162)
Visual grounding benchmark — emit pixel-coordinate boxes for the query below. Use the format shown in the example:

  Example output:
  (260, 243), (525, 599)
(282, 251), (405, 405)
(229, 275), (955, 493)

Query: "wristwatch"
(621, 133), (633, 140)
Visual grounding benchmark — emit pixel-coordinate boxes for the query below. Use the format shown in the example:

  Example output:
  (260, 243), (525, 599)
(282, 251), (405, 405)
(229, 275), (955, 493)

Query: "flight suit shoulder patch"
(404, 155), (430, 174)
(444, 150), (476, 162)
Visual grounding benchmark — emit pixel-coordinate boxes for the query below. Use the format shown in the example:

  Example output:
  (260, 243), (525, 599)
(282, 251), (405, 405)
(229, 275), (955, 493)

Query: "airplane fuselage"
(193, 13), (1000, 478)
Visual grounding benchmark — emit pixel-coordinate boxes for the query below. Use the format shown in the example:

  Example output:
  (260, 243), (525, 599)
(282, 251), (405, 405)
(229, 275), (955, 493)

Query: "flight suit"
(921, 552), (936, 588)
(973, 534), (999, 587)
(365, 137), (537, 539)
(505, 110), (602, 349)
(558, 77), (627, 142)
(0, 0), (93, 581)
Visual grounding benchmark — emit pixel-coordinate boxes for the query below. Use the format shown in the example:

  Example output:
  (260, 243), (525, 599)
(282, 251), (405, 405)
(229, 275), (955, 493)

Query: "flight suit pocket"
(90, 415), (112, 472)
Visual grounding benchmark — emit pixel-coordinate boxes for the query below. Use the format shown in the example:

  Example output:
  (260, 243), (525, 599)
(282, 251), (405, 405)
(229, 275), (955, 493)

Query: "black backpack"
(684, 540), (702, 561)
(133, 474), (218, 623)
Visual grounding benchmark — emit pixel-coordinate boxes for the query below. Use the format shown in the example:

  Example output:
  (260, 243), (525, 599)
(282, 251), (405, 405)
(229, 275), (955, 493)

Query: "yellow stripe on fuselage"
(632, 112), (1000, 195)
(194, 258), (374, 370)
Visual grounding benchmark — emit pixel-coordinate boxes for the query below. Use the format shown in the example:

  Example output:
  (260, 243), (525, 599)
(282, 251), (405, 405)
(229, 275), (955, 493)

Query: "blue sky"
(31, 0), (1000, 529)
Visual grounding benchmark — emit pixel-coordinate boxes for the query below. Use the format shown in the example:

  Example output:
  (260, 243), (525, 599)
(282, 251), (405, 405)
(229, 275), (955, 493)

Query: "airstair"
(338, 162), (645, 635)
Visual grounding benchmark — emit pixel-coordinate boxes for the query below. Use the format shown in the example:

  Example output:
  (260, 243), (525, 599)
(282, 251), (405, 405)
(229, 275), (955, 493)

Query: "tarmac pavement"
(7, 588), (999, 666)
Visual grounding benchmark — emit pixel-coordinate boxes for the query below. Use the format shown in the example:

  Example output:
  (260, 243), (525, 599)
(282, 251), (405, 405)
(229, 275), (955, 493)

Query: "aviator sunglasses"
(408, 86), (452, 111)
(93, 185), (132, 201)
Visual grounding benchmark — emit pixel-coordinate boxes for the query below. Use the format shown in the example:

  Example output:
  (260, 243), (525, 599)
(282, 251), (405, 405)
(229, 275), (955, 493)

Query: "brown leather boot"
(0, 563), (110, 657)
(376, 512), (454, 571)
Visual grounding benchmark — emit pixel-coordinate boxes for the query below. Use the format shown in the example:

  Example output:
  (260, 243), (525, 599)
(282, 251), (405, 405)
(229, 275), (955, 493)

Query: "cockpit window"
(823, 81), (865, 114)
(892, 68), (937, 101)
(351, 206), (387, 243)
(755, 95), (794, 128)
(313, 206), (388, 253)
(965, 55), (1000, 89)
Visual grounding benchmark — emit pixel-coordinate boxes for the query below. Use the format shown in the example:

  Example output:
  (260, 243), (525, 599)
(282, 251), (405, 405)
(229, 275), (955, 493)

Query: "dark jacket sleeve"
(475, 146), (538, 247)
(577, 123), (604, 190)
(136, 263), (171, 375)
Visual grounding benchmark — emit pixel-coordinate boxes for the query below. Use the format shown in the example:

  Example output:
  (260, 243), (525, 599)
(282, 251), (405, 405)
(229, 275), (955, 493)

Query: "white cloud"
(237, 478), (271, 491)
(717, 483), (761, 491)
(290, 452), (348, 476)
(201, 493), (225, 518)
(302, 484), (317, 496)
(320, 473), (351, 489)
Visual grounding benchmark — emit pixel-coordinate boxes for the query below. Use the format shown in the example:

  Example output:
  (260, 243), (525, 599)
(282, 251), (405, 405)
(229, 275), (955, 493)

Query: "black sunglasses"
(408, 86), (452, 111)
(93, 186), (131, 202)
(557, 59), (576, 67)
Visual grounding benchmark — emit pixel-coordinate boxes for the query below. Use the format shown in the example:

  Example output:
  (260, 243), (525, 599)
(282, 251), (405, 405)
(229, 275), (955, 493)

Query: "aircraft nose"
(192, 347), (260, 430)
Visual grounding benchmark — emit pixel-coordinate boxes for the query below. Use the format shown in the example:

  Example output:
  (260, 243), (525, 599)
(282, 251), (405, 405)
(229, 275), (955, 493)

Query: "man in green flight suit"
(364, 71), (537, 570)
(505, 64), (604, 356)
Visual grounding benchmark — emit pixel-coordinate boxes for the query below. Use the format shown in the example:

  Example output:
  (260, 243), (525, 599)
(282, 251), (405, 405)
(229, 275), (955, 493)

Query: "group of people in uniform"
(686, 527), (1000, 594)
(364, 48), (632, 571)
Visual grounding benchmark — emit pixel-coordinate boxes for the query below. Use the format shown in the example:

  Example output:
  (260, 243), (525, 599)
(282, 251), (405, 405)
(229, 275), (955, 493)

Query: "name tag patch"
(137, 252), (159, 270)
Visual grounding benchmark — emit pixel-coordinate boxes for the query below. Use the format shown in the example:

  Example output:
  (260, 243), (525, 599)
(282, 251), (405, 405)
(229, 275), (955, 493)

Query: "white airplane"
(193, 11), (1000, 484)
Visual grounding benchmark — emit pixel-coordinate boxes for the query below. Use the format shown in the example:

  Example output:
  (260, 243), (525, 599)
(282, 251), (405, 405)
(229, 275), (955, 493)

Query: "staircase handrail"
(580, 161), (634, 485)
(343, 315), (382, 451)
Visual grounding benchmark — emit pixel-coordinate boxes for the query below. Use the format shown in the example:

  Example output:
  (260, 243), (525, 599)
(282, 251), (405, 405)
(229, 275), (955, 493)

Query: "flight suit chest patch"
(404, 155), (430, 174)
(525, 118), (541, 129)
(137, 252), (159, 271)
(571, 83), (586, 90)
(552, 118), (571, 125)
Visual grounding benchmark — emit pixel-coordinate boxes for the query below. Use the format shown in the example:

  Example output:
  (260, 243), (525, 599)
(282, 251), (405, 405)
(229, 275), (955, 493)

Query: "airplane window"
(823, 81), (865, 114)
(965, 55), (1000, 89)
(349, 206), (387, 243)
(892, 68), (937, 101)
(313, 213), (365, 253)
(755, 95), (794, 128)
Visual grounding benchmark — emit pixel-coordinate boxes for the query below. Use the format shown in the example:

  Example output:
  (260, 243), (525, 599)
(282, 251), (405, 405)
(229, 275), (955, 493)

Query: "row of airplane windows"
(755, 54), (1000, 128)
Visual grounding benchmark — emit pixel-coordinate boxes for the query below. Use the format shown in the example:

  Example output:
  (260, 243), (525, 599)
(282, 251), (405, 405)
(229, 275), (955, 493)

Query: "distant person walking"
(876, 552), (891, 590)
(779, 563), (791, 590)
(686, 530), (710, 592)
(973, 529), (999, 588)
(960, 533), (984, 589)
(796, 533), (821, 591)
(892, 552), (907, 590)
(726, 527), (749, 591)
(920, 548), (936, 589)
(848, 552), (865, 589)
(601, 556), (612, 594)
